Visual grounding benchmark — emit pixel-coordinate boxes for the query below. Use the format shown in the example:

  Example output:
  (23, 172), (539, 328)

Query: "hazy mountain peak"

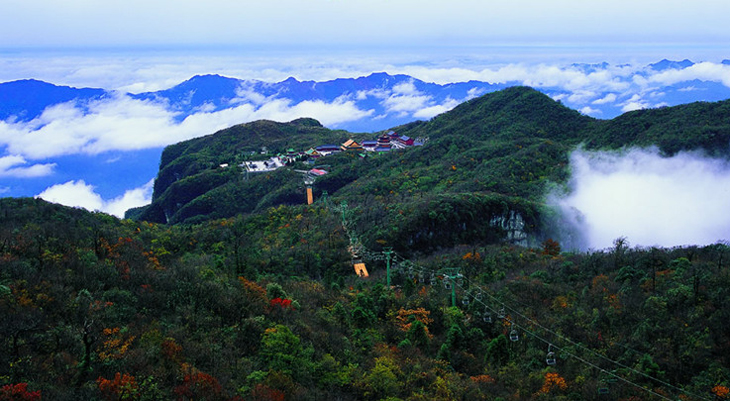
(649, 59), (695, 70)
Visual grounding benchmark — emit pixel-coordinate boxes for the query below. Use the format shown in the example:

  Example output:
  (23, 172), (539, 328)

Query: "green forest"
(2, 87), (730, 400)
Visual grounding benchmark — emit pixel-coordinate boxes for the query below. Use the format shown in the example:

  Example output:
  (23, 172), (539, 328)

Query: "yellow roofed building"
(341, 139), (364, 152)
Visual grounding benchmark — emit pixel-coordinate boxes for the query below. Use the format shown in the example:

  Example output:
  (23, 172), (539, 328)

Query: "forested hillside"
(133, 87), (730, 251)
(2, 197), (730, 400)
(3, 86), (730, 400)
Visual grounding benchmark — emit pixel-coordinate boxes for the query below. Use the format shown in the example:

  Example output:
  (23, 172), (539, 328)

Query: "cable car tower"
(295, 169), (318, 205)
(334, 201), (369, 278)
(439, 267), (463, 307)
(303, 174), (315, 205)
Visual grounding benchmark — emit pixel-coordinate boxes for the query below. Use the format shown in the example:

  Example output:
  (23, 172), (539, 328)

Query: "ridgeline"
(132, 86), (730, 252)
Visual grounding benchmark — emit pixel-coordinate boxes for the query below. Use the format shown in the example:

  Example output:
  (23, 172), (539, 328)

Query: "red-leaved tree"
(0, 383), (41, 401)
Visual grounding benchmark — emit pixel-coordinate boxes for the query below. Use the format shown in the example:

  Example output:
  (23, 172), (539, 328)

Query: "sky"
(1, 0), (729, 50)
(0, 0), (728, 93)
(1, 1), (730, 248)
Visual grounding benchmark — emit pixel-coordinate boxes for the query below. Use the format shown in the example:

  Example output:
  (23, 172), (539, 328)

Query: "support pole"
(449, 277), (456, 307)
(440, 267), (462, 307)
(383, 248), (394, 288)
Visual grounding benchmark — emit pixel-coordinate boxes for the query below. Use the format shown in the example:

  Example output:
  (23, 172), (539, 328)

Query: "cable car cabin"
(546, 351), (557, 366)
(353, 260), (369, 277)
(597, 377), (615, 395)
(546, 345), (557, 365)
(509, 327), (519, 342)
(483, 311), (492, 323)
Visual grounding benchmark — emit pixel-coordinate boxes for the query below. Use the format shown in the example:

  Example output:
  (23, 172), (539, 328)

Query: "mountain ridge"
(3, 58), (730, 134)
(133, 85), (730, 246)
(0, 79), (108, 122)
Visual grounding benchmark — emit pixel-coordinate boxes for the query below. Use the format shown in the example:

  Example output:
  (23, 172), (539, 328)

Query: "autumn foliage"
(173, 365), (225, 401)
(393, 307), (434, 337)
(269, 297), (293, 309)
(538, 372), (567, 394)
(250, 384), (285, 401)
(98, 327), (136, 361)
(97, 373), (138, 401)
(0, 383), (41, 401)
(713, 385), (730, 399)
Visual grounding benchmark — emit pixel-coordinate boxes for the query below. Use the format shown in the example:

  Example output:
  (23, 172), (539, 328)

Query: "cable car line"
(458, 281), (712, 401)
(323, 201), (713, 400)
(458, 282), (693, 401)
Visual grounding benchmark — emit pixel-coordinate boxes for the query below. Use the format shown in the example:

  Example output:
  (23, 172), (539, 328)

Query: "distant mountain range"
(3, 59), (730, 132)
(3, 58), (730, 210)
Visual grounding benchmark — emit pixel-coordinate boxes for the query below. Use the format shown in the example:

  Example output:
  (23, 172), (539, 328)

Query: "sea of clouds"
(1, 50), (730, 240)
(550, 148), (730, 251)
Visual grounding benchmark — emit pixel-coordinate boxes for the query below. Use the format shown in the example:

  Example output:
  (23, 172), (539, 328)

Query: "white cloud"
(378, 79), (439, 117)
(413, 98), (461, 119)
(232, 85), (272, 106)
(0, 155), (56, 177)
(36, 181), (105, 213)
(621, 103), (644, 113)
(592, 93), (617, 105)
(392, 81), (420, 96)
(0, 93), (373, 159)
(463, 63), (634, 93)
(36, 179), (154, 218)
(104, 179), (155, 218)
(678, 86), (700, 92)
(466, 87), (486, 99)
(249, 97), (374, 128)
(649, 62), (730, 88)
(620, 94), (649, 112)
(194, 102), (216, 113)
(382, 93), (431, 115)
(553, 148), (730, 250)
(567, 90), (598, 104)
(579, 106), (601, 116)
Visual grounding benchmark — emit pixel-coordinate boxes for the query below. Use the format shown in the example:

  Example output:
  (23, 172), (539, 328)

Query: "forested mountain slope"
(132, 87), (730, 256)
(3, 87), (730, 400)
(2, 195), (729, 400)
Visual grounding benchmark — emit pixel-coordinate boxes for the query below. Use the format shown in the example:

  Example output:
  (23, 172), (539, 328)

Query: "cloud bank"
(36, 179), (154, 218)
(552, 148), (730, 250)
(4, 55), (730, 218)
(0, 155), (56, 177)
(0, 93), (373, 159)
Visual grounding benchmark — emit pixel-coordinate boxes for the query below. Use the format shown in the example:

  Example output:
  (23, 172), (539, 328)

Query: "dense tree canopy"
(2, 197), (729, 400)
(4, 87), (730, 399)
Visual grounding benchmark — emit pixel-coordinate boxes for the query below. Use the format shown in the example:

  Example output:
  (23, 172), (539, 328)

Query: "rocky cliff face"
(490, 210), (529, 247)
